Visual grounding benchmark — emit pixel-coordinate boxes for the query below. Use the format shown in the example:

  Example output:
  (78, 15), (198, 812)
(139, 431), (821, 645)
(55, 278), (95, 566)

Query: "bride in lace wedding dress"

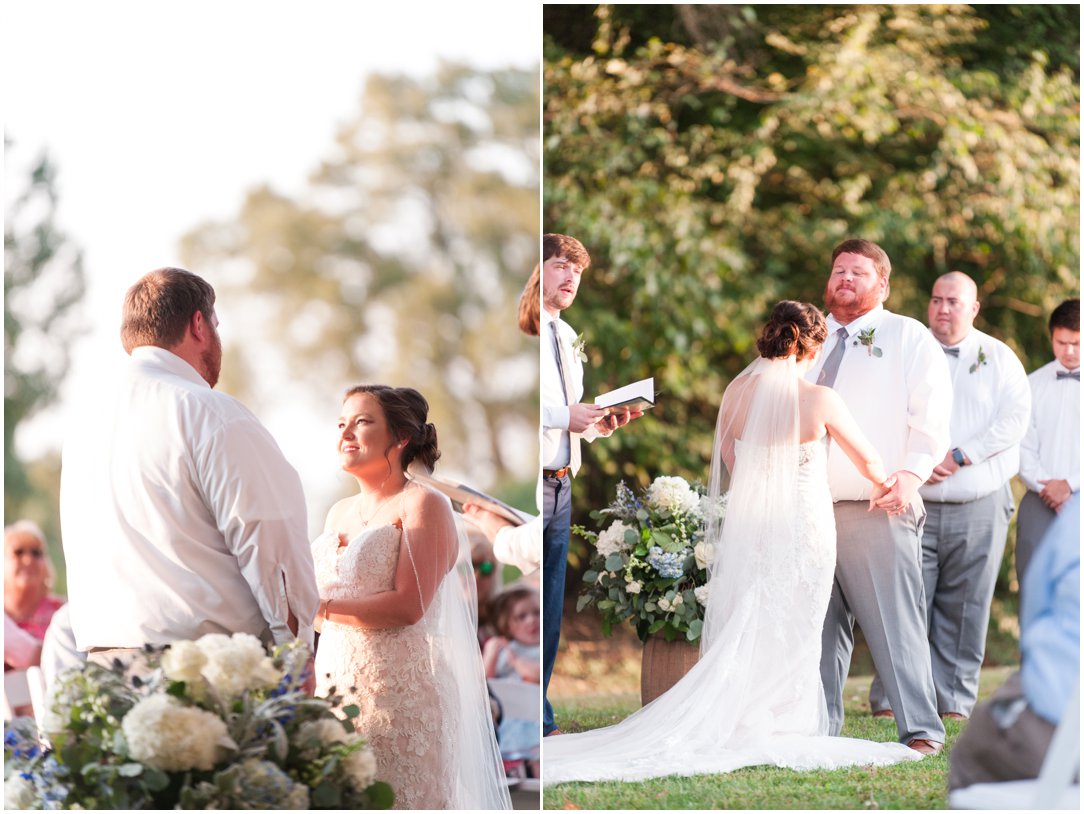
(544, 301), (925, 786)
(312, 385), (510, 810)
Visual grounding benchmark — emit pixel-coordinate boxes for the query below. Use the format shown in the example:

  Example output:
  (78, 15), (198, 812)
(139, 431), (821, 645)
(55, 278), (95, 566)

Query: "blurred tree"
(545, 4), (1078, 565)
(181, 63), (540, 497)
(4, 144), (86, 576)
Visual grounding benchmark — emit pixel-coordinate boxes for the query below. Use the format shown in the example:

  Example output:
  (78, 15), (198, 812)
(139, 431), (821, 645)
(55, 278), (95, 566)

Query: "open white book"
(594, 376), (656, 415)
(409, 472), (530, 526)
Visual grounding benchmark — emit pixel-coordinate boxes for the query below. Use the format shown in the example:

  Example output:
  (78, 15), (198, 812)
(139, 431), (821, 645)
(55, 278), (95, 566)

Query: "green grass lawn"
(544, 667), (1014, 810)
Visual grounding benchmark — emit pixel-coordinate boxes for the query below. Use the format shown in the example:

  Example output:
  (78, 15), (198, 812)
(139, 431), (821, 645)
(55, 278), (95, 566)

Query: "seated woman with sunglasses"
(4, 520), (65, 671)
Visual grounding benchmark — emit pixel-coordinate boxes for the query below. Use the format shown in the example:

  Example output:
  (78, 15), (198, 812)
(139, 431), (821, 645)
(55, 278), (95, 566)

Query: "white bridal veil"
(542, 356), (921, 785)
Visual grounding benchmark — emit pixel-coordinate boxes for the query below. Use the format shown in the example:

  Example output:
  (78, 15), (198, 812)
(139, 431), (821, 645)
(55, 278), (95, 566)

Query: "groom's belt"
(543, 466), (571, 479)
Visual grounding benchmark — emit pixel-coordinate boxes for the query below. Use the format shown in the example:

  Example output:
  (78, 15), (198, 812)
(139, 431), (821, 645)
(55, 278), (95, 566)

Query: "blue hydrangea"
(646, 546), (688, 579)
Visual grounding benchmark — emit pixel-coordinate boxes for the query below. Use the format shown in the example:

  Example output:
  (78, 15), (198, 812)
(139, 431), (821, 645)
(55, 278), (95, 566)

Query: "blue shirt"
(1020, 494), (1080, 724)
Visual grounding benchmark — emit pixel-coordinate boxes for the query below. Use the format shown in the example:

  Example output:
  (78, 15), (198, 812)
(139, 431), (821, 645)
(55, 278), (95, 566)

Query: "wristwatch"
(951, 448), (967, 467)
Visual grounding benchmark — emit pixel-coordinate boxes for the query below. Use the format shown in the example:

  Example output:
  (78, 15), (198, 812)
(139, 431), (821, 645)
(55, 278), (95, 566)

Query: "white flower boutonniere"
(969, 346), (988, 374)
(572, 332), (588, 363)
(853, 327), (883, 358)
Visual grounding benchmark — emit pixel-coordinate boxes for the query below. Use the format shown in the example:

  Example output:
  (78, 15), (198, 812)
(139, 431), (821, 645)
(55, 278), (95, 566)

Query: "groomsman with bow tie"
(808, 239), (952, 756)
(1016, 298), (1080, 602)
(868, 272), (1030, 720)
(540, 233), (640, 737)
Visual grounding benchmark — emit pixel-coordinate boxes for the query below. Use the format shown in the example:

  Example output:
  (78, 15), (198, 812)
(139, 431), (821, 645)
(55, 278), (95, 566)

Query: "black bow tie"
(943, 347), (960, 357)
(1056, 370), (1079, 380)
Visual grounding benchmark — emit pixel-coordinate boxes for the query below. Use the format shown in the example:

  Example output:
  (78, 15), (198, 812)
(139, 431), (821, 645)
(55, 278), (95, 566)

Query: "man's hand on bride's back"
(569, 403), (608, 433)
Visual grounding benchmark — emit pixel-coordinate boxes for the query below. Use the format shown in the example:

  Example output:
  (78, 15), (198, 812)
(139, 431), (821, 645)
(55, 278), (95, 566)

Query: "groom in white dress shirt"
(868, 272), (1030, 720)
(807, 239), (952, 755)
(61, 268), (319, 664)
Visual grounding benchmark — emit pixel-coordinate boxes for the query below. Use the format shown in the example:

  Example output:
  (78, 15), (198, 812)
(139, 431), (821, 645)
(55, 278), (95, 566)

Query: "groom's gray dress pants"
(869, 484), (1014, 717)
(820, 499), (946, 744)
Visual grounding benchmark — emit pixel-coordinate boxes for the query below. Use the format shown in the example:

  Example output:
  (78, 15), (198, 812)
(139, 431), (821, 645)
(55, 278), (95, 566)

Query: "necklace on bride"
(355, 486), (405, 527)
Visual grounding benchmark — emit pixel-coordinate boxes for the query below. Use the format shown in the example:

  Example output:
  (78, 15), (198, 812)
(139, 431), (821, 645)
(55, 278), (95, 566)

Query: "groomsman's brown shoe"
(871, 709), (895, 719)
(942, 712), (967, 721)
(544, 729), (563, 737)
(906, 738), (944, 756)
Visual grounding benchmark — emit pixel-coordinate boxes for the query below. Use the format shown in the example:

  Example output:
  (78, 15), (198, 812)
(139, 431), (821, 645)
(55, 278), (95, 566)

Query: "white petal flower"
(694, 585), (710, 605)
(161, 640), (207, 683)
(694, 542), (715, 570)
(596, 520), (636, 558)
(646, 476), (700, 515)
(672, 594), (684, 607)
(658, 597), (671, 612)
(626, 580), (642, 594)
(4, 776), (36, 810)
(122, 695), (235, 771)
(341, 742), (378, 789)
(196, 633), (282, 697)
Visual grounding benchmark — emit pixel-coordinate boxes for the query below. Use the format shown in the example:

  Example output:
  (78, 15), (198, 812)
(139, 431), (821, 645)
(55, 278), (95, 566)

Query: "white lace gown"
(543, 438), (923, 785)
(313, 525), (456, 809)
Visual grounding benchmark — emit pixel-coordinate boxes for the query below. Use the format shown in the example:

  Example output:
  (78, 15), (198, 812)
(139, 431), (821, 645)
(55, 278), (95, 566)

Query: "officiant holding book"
(541, 233), (642, 737)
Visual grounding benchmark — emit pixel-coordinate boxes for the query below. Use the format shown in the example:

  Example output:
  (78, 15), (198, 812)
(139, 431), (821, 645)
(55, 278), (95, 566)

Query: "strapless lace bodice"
(312, 526), (455, 809)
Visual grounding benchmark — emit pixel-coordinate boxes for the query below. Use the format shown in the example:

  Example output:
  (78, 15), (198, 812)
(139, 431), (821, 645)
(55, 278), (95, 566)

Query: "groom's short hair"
(1049, 298), (1080, 334)
(831, 239), (891, 281)
(543, 233), (591, 269)
(121, 267), (217, 354)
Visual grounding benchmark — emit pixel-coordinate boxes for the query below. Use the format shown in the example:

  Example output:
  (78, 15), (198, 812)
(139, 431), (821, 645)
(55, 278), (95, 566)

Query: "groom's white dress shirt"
(920, 328), (1030, 503)
(61, 346), (319, 651)
(541, 308), (605, 471)
(1019, 359), (1081, 494)
(808, 305), (953, 501)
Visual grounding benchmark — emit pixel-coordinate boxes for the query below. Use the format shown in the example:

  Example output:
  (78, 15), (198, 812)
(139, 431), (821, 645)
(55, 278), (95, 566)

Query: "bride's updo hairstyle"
(343, 384), (441, 474)
(756, 300), (828, 360)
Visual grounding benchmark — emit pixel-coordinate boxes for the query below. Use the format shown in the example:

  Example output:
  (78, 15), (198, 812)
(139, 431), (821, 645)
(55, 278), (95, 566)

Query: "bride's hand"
(868, 475), (895, 512)
(871, 470), (920, 516)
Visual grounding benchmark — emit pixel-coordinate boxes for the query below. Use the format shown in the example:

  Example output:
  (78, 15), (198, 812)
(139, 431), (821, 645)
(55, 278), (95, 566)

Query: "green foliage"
(545, 4), (1079, 561)
(4, 144), (86, 548)
(181, 63), (540, 484)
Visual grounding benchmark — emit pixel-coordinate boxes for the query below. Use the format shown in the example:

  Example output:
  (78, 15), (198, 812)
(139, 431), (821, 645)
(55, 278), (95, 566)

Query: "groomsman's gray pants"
(1015, 490), (1059, 603)
(820, 499), (945, 744)
(869, 484), (1014, 717)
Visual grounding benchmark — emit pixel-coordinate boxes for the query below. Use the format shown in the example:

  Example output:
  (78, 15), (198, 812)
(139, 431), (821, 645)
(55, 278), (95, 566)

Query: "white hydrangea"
(646, 476), (700, 515)
(122, 694), (235, 771)
(626, 580), (642, 594)
(161, 640), (207, 683)
(341, 742), (379, 789)
(694, 541), (715, 570)
(297, 718), (350, 761)
(596, 520), (636, 559)
(195, 633), (282, 697)
(694, 585), (710, 606)
(4, 775), (35, 810)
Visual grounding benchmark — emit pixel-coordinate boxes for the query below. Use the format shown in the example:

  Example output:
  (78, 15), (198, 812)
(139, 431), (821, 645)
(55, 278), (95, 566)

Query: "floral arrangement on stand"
(574, 476), (725, 643)
(3, 633), (393, 810)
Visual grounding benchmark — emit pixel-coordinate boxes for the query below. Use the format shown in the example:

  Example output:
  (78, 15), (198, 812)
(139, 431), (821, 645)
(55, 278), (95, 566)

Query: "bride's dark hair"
(343, 384), (441, 473)
(756, 301), (828, 360)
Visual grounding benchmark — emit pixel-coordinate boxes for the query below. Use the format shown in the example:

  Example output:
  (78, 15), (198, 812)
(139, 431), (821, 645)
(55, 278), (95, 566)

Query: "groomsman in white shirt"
(808, 239), (952, 755)
(1016, 298), (1079, 599)
(868, 272), (1030, 720)
(61, 268), (319, 668)
(540, 234), (639, 736)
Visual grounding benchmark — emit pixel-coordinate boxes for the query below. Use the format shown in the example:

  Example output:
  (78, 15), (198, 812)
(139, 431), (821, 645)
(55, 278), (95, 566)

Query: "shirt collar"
(130, 346), (210, 389)
(827, 304), (883, 337)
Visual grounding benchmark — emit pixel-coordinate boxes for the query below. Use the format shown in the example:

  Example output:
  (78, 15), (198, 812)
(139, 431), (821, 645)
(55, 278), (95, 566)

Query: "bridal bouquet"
(575, 476), (725, 643)
(3, 633), (393, 810)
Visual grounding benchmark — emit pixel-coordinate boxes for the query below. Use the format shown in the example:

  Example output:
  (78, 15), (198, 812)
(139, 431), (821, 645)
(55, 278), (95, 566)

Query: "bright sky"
(4, 0), (541, 533)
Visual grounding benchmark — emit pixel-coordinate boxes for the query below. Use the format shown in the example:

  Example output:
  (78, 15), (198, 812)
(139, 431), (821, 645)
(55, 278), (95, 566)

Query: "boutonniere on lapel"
(572, 332), (588, 363)
(853, 327), (883, 358)
(968, 345), (988, 374)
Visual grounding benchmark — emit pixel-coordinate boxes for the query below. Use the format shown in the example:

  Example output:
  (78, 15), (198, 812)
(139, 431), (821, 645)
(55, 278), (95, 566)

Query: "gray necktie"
(817, 327), (849, 388)
(550, 321), (582, 476)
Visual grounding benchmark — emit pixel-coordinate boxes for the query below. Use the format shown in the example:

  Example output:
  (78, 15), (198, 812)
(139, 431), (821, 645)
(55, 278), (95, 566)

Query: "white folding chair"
(950, 680), (1080, 810)
(3, 669), (33, 720)
(488, 678), (540, 723)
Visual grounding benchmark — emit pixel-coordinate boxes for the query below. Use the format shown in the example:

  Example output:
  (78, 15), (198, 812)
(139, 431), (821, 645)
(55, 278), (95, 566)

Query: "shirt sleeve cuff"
(543, 405), (570, 430)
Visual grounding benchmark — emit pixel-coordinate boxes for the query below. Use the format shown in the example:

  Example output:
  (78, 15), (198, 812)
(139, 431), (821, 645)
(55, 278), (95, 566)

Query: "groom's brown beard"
(824, 280), (884, 324)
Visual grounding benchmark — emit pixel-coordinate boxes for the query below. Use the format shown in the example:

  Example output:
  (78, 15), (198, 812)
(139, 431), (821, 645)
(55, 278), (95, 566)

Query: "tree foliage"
(4, 146), (86, 555)
(181, 63), (540, 491)
(544, 4), (1079, 531)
